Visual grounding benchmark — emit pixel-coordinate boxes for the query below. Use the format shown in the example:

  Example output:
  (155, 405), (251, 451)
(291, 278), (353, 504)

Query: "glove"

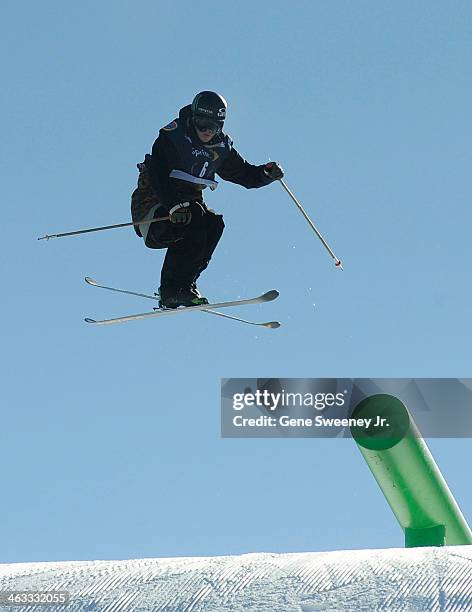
(169, 203), (192, 225)
(263, 161), (284, 181)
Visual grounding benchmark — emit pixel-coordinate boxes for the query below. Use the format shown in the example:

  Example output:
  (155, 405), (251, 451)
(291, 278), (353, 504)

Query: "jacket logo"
(162, 120), (178, 131)
(192, 148), (212, 159)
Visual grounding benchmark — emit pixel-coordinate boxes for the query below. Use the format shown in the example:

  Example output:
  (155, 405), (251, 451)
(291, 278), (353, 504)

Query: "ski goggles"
(193, 116), (222, 134)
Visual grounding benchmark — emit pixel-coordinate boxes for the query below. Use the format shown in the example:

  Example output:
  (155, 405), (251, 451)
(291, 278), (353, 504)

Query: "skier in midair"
(131, 91), (284, 308)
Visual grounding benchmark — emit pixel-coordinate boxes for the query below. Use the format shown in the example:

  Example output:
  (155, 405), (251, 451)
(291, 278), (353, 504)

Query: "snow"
(1, 546), (472, 611)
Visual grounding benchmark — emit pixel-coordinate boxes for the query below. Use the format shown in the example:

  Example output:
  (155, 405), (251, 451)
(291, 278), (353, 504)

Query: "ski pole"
(37, 215), (170, 241)
(278, 178), (343, 270)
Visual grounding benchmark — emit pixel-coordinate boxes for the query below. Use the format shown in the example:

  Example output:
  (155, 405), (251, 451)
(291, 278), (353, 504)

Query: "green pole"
(351, 394), (472, 547)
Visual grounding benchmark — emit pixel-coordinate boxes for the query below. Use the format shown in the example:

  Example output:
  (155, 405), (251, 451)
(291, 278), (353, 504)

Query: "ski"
(85, 277), (160, 301)
(84, 277), (280, 327)
(198, 309), (280, 329)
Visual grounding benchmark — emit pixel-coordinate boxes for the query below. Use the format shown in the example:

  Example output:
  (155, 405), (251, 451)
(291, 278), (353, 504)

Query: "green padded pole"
(351, 394), (472, 547)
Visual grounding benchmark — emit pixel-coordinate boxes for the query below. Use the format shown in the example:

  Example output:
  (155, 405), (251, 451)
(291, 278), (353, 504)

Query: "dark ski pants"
(145, 201), (225, 289)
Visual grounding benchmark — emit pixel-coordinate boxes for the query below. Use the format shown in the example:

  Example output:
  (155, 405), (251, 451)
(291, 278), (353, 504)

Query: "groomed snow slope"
(1, 546), (472, 611)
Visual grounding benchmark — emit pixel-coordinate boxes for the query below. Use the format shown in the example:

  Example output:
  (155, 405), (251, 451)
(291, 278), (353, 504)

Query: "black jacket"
(144, 105), (273, 212)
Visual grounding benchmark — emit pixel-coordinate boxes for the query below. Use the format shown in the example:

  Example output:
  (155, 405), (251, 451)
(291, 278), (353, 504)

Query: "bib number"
(199, 162), (209, 178)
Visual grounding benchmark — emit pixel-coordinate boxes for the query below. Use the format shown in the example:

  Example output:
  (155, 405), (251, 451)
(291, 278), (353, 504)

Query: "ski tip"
(84, 277), (98, 286)
(262, 289), (280, 302)
(84, 317), (97, 324)
(265, 321), (281, 329)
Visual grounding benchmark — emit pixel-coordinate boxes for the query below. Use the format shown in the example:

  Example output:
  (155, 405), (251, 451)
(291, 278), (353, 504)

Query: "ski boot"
(158, 285), (209, 309)
(190, 282), (207, 300)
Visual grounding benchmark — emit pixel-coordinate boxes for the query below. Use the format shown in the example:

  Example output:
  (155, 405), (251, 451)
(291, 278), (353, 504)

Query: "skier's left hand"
(169, 203), (192, 225)
(264, 161), (284, 181)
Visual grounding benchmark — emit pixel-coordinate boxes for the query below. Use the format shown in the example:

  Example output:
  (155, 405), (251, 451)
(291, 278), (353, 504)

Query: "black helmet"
(191, 91), (227, 134)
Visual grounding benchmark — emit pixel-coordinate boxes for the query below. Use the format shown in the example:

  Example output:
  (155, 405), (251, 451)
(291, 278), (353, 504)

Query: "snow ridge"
(1, 546), (472, 611)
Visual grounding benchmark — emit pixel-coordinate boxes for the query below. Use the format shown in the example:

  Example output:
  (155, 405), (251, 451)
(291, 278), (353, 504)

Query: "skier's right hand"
(263, 161), (284, 181)
(169, 203), (192, 225)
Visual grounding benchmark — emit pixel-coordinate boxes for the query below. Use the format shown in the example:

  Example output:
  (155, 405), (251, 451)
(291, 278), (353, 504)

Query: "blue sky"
(1, 1), (471, 562)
